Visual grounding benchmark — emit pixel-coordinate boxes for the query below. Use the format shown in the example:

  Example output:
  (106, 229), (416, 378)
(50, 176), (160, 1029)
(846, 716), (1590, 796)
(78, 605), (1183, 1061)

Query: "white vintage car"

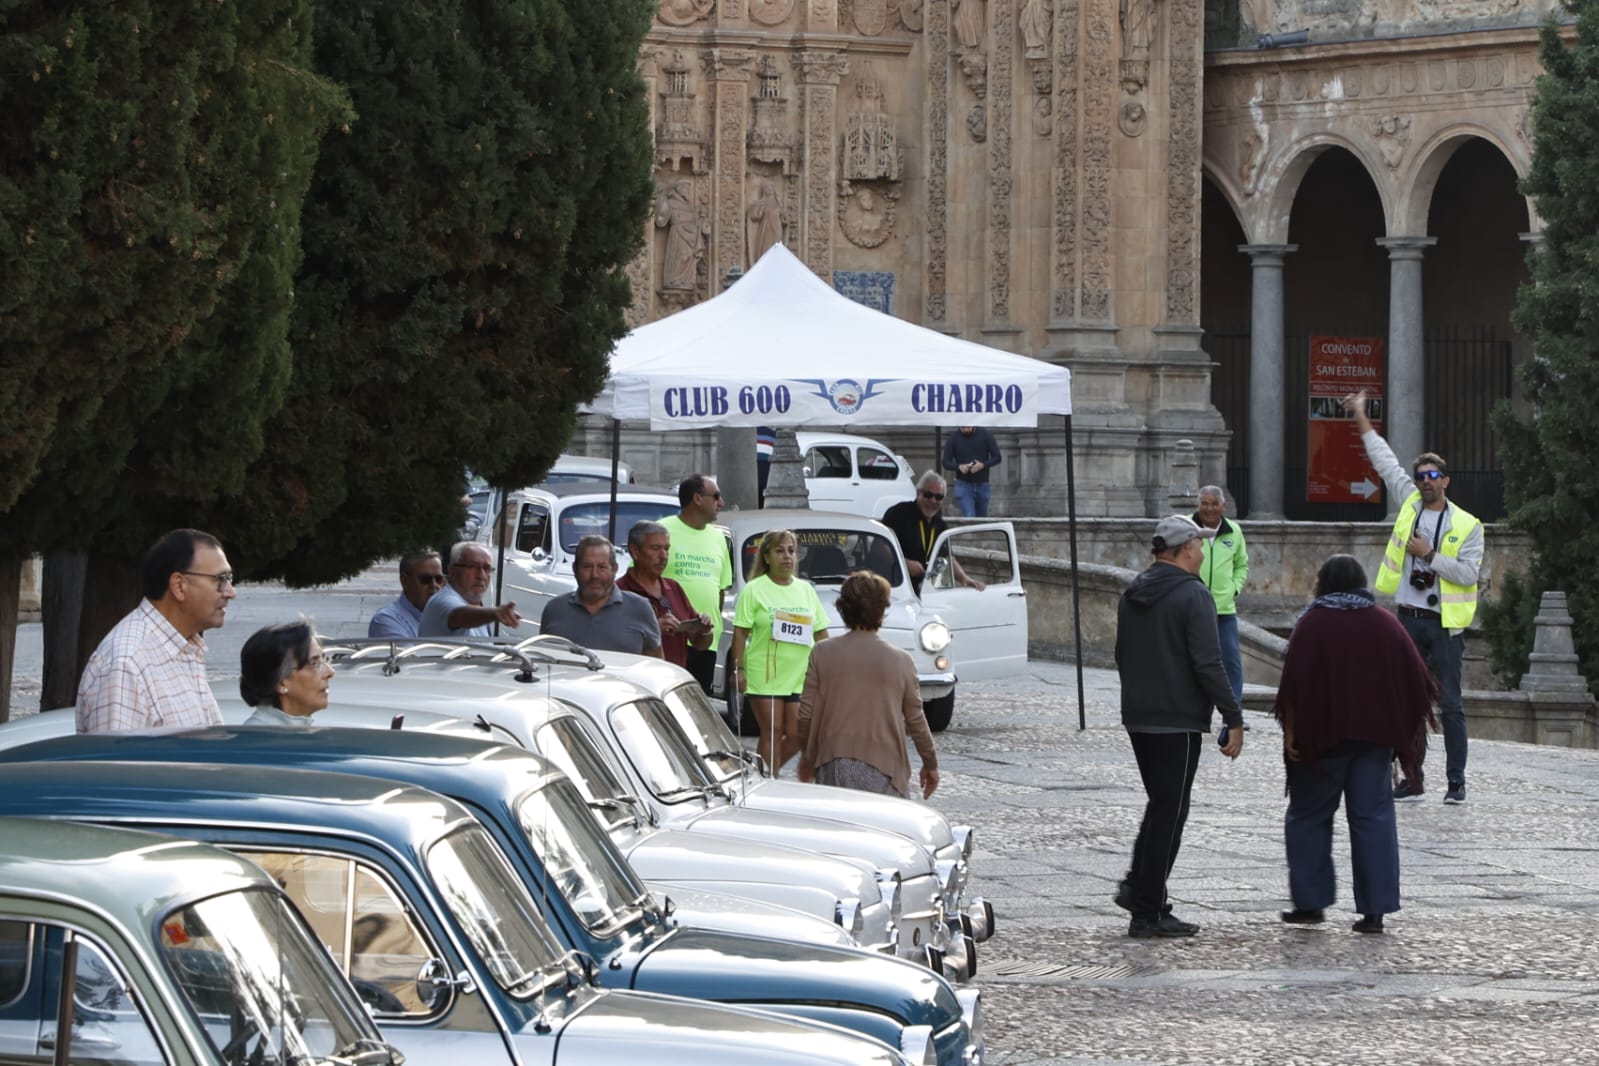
(797, 431), (917, 518)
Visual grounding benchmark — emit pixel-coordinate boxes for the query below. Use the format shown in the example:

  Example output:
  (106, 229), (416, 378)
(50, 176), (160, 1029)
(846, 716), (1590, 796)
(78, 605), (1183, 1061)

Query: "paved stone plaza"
(9, 575), (1599, 1063)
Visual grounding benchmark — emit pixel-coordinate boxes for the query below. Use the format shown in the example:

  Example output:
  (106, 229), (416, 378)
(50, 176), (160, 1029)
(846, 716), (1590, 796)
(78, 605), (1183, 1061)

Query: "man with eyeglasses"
(368, 550), (445, 639)
(882, 472), (985, 595)
(1345, 389), (1483, 805)
(618, 521), (711, 668)
(77, 528), (237, 733)
(661, 474), (733, 693)
(418, 542), (522, 639)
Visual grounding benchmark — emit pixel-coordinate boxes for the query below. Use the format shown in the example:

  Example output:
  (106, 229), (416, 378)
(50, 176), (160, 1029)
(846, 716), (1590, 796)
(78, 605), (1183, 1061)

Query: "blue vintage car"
(0, 734), (981, 1066)
(0, 761), (917, 1066)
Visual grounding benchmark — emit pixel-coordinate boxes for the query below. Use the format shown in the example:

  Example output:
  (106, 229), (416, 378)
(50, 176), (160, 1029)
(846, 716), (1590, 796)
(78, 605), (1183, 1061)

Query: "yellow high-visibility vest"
(1375, 491), (1481, 629)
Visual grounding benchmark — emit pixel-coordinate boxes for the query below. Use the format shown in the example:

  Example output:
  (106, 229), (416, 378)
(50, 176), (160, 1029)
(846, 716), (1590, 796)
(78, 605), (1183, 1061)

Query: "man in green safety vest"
(1345, 390), (1483, 806)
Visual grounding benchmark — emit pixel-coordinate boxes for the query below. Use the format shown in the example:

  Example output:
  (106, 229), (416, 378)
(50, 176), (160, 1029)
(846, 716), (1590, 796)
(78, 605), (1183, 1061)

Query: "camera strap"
(1417, 507), (1446, 571)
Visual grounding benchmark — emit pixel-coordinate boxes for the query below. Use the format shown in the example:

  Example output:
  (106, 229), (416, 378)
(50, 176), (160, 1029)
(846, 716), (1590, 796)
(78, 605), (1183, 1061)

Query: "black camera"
(1408, 569), (1437, 591)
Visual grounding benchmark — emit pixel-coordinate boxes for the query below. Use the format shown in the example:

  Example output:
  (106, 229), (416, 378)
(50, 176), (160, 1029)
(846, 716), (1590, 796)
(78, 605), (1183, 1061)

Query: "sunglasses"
(1414, 470), (1446, 481)
(180, 569), (235, 591)
(413, 573), (446, 586)
(920, 491), (945, 501)
(700, 490), (723, 500)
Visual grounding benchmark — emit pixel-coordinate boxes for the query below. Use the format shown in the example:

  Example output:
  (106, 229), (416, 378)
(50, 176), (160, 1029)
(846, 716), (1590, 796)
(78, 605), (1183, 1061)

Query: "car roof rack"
(320, 634), (605, 682)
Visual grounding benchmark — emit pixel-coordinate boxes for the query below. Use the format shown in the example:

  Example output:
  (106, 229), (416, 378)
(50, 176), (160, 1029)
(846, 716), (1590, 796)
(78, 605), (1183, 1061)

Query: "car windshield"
(556, 501), (678, 554)
(515, 779), (651, 936)
(531, 713), (638, 830)
(660, 682), (745, 781)
(608, 698), (718, 803)
(159, 887), (387, 1066)
(739, 527), (903, 586)
(426, 826), (571, 999)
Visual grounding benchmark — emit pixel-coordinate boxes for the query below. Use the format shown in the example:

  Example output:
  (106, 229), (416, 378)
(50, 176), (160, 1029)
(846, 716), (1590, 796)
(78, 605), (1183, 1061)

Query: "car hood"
(653, 886), (855, 947)
(545, 989), (905, 1066)
(725, 779), (954, 853)
(630, 928), (960, 1029)
(670, 805), (933, 877)
(623, 828), (881, 901)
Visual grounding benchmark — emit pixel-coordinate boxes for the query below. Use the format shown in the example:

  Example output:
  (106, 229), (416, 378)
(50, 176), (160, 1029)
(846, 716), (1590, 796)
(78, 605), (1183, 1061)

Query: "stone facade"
(596, 0), (1558, 519)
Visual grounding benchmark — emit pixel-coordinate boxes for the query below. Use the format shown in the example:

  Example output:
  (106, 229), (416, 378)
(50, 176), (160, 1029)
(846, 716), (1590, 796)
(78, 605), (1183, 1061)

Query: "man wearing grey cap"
(1113, 515), (1245, 938)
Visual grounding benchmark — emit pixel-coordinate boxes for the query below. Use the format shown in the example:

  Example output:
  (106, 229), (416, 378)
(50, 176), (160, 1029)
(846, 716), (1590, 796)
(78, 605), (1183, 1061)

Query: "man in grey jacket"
(1114, 515), (1245, 938)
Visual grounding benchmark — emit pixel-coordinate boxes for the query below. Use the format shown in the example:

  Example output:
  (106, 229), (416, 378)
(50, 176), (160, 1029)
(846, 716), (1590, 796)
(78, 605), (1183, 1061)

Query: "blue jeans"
(953, 480), (990, 517)
(1399, 610), (1467, 789)
(1285, 745), (1400, 915)
(1216, 613), (1243, 705)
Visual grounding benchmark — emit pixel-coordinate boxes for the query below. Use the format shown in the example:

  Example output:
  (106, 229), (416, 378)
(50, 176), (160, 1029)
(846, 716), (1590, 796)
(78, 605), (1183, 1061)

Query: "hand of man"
(1405, 533), (1432, 558)
(971, 460), (984, 473)
(919, 765), (940, 799)
(495, 602), (522, 628)
(1222, 726), (1244, 760)
(962, 578), (987, 591)
(1342, 389), (1373, 432)
(658, 611), (683, 634)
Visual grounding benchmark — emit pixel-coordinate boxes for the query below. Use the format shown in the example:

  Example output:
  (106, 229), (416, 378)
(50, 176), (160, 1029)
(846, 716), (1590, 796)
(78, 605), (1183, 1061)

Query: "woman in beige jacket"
(797, 572), (939, 799)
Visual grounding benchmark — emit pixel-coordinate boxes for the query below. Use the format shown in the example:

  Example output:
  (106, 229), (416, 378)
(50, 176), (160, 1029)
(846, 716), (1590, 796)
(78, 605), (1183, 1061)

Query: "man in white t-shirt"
(661, 473), (733, 694)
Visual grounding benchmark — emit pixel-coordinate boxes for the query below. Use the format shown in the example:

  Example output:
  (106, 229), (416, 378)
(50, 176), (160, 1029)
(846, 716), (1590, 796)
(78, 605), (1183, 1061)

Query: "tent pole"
(493, 486), (508, 638)
(608, 418), (622, 544)
(1064, 415), (1086, 731)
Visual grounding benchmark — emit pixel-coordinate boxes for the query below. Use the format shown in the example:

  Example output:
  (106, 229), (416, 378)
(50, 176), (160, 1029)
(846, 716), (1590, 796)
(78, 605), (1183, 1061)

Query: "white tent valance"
(590, 244), (1071, 431)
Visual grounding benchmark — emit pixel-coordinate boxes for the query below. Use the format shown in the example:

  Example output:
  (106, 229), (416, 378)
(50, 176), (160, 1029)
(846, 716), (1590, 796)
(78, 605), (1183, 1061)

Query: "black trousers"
(685, 647), (717, 695)
(1126, 730), (1202, 920)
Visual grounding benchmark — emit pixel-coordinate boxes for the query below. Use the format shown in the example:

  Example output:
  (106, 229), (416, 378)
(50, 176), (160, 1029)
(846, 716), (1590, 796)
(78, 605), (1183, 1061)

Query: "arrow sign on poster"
(1306, 336), (1386, 504)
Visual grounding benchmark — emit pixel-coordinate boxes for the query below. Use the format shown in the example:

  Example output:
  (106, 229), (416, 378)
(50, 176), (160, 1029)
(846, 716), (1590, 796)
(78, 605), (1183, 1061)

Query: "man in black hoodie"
(1114, 515), (1245, 938)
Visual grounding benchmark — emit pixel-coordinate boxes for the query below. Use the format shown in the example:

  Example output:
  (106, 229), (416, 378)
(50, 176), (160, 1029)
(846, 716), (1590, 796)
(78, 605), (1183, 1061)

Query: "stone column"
(793, 51), (849, 276)
(708, 50), (755, 285)
(1518, 590), (1595, 748)
(1377, 235), (1436, 505)
(1239, 243), (1295, 518)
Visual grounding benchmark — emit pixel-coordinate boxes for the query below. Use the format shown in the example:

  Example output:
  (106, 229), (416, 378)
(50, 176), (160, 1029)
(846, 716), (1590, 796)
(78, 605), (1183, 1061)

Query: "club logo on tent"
(794, 378), (895, 416)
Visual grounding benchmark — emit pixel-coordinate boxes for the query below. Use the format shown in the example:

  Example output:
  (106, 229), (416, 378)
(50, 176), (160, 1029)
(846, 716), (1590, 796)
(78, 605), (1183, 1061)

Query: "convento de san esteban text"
(572, 0), (1561, 525)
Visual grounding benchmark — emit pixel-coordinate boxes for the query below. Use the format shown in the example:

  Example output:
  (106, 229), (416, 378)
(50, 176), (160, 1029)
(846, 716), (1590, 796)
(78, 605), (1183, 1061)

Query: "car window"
(516, 504), (551, 555)
(532, 713), (635, 822)
(608, 699), (717, 803)
(857, 447), (901, 480)
(243, 850), (445, 1019)
(927, 527), (1012, 589)
(556, 501), (678, 554)
(740, 528), (903, 586)
(515, 779), (648, 936)
(0, 920), (28, 1008)
(71, 935), (165, 1066)
(804, 445), (851, 479)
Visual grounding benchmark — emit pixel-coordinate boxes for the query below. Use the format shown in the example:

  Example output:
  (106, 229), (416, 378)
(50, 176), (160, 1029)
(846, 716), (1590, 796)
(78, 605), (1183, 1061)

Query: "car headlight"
(936, 858), (962, 899)
(919, 621), (952, 654)
(956, 988), (984, 1065)
(953, 826), (975, 862)
(899, 1025), (937, 1066)
(835, 896), (866, 940)
(875, 869), (902, 926)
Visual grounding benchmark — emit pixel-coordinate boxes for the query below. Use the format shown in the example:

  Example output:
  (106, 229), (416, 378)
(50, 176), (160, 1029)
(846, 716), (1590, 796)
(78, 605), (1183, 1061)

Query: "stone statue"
(655, 180), (704, 291)
(1020, 0), (1053, 59)
(953, 0), (985, 50)
(747, 182), (786, 263)
(1120, 0), (1157, 61)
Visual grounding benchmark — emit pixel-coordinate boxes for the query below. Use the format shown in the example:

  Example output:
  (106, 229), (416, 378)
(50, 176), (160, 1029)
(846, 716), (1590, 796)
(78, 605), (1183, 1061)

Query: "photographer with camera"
(1344, 390), (1483, 806)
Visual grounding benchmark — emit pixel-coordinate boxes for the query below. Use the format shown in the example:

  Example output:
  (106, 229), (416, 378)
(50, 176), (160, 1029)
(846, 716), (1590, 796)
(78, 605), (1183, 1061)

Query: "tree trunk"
(41, 552), (87, 711)
(77, 549), (144, 673)
(0, 555), (20, 723)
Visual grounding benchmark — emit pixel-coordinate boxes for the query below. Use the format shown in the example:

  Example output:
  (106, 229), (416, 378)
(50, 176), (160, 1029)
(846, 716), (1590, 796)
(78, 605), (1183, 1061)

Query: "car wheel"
(922, 691), (955, 733)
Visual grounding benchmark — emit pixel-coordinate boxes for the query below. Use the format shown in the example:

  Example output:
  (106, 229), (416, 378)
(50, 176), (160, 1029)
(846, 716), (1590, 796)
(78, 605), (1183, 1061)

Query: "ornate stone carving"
(1051, 0), (1080, 320)
(1164, 0), (1201, 324)
(967, 103), (988, 141)
(1118, 98), (1146, 136)
(954, 0), (985, 48)
(709, 51), (754, 278)
(959, 51), (988, 141)
(750, 0), (797, 24)
(657, 51), (707, 173)
(658, 0), (715, 27)
(838, 182), (898, 246)
(897, 0), (926, 30)
(655, 178), (709, 297)
(748, 55), (796, 174)
(842, 0), (891, 33)
(1021, 0), (1053, 57)
(1373, 113), (1411, 169)
(1030, 59), (1053, 137)
(1119, 0), (1156, 89)
(748, 180), (788, 261)
(794, 51), (848, 275)
(1080, 0), (1113, 322)
(842, 64), (903, 181)
(989, 0), (1014, 322)
(927, 0), (950, 323)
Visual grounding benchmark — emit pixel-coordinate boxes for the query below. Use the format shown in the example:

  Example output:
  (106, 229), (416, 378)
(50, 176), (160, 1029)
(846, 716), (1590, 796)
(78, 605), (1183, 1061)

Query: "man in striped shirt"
(76, 529), (236, 733)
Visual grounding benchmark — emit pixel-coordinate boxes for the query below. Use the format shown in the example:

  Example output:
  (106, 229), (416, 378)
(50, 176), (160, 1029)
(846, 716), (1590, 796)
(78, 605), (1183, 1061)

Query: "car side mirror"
(530, 547), (548, 562)
(416, 958), (472, 1008)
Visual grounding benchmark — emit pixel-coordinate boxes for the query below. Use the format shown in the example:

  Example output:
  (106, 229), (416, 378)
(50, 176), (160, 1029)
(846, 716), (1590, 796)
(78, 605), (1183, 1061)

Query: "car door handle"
(1007, 591), (1027, 598)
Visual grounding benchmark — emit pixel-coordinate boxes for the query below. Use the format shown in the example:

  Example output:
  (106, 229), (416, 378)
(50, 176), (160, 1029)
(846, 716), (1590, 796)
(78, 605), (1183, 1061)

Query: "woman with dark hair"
(239, 621), (333, 726)
(1273, 554), (1437, 934)
(730, 529), (830, 776)
(796, 572), (938, 799)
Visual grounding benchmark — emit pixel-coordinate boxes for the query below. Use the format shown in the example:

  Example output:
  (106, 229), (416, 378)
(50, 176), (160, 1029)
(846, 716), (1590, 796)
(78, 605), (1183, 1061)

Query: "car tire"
(922, 691), (955, 733)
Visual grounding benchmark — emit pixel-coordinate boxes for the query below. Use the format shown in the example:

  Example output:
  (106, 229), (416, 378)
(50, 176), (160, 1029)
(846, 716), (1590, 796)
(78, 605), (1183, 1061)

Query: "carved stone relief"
(989, 0), (1014, 322)
(751, 0), (798, 24)
(708, 50), (754, 279)
(960, 52), (989, 141)
(954, 0), (986, 47)
(897, 0), (926, 30)
(1080, 0), (1114, 321)
(657, 51), (708, 172)
(794, 51), (849, 274)
(1164, 0), (1201, 324)
(927, 0), (950, 323)
(748, 55), (797, 174)
(839, 64), (902, 249)
(1118, 0), (1157, 137)
(838, 182), (898, 246)
(1051, 0), (1080, 321)
(1031, 60), (1053, 137)
(655, 177), (709, 305)
(1373, 113), (1411, 169)
(1023, 0), (1054, 136)
(748, 180), (789, 260)
(658, 0), (715, 26)
(842, 0), (891, 33)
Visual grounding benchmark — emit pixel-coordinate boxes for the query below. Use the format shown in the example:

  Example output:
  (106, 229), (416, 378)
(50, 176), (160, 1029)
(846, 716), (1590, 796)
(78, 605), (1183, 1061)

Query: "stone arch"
(1397, 124), (1534, 237)
(1252, 133), (1391, 245)
(1200, 158), (1249, 240)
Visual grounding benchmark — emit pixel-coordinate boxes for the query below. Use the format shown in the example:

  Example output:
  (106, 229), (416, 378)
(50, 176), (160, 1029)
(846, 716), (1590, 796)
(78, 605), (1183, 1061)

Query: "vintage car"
(529, 640), (994, 944)
(0, 816), (404, 1066)
(0, 761), (926, 1066)
(0, 734), (981, 1066)
(797, 431), (917, 518)
(0, 702), (856, 953)
(313, 644), (972, 981)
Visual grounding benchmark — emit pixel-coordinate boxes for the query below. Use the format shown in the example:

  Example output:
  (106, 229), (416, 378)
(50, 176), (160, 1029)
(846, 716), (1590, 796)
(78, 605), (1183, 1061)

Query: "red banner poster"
(1306, 335), (1385, 504)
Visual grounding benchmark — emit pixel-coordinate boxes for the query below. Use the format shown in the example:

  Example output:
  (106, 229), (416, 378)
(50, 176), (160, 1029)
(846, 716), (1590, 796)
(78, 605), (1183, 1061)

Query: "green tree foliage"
(1492, 1), (1599, 695)
(212, 0), (656, 586)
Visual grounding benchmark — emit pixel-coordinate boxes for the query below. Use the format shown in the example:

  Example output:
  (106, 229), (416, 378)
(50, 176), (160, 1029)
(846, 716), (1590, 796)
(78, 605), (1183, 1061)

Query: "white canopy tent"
(580, 243), (1088, 727)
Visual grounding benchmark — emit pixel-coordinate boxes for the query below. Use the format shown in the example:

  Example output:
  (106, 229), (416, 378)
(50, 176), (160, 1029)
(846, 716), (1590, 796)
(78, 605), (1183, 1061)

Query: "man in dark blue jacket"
(1113, 515), (1245, 938)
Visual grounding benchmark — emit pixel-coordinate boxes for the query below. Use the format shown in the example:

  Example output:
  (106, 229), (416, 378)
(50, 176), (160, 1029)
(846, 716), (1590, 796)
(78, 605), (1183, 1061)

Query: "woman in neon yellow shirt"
(731, 529), (830, 776)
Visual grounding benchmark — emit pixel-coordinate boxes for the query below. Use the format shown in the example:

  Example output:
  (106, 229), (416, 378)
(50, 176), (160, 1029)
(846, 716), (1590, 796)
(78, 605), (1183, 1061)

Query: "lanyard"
(919, 519), (935, 560)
